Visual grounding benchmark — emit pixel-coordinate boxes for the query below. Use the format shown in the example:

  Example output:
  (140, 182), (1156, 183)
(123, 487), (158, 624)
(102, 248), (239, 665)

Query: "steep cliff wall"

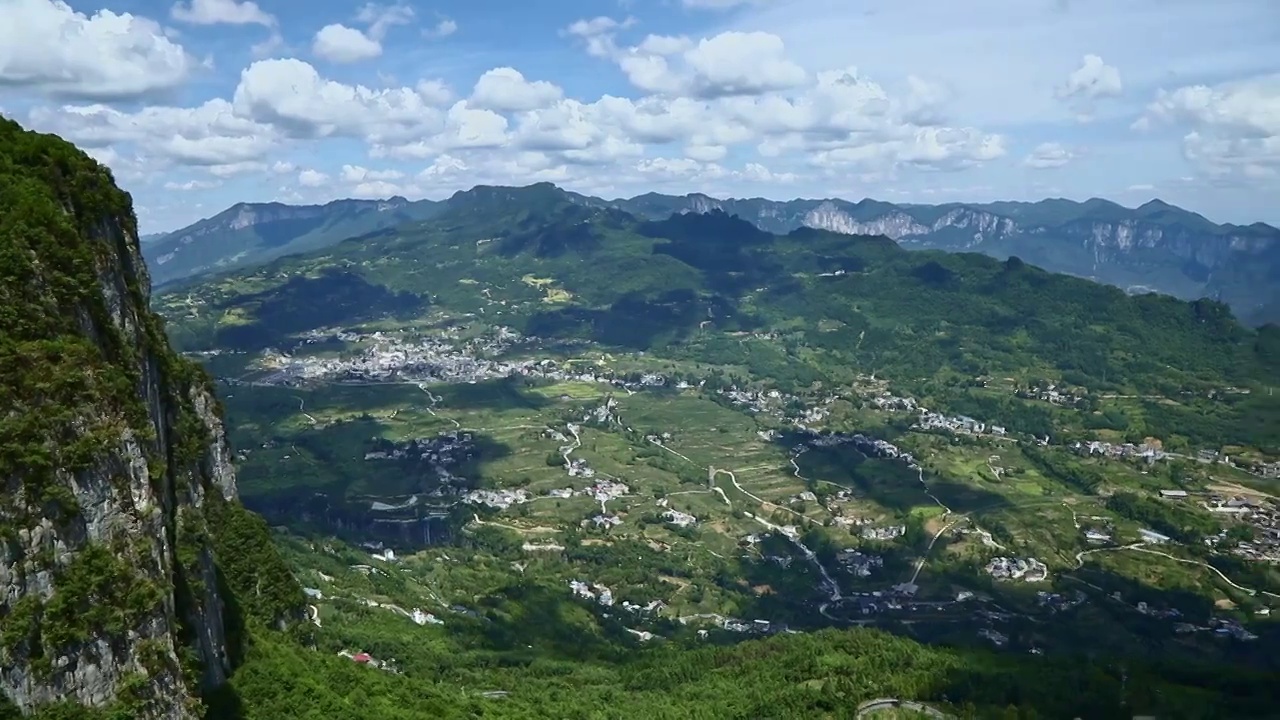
(0, 118), (296, 718)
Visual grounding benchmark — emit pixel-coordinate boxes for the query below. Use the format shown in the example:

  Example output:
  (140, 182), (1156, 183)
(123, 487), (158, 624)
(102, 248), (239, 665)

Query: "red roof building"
(352, 653), (372, 664)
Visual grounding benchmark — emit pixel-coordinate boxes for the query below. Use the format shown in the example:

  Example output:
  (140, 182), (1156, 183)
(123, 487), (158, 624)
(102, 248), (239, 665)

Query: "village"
(209, 324), (1280, 667)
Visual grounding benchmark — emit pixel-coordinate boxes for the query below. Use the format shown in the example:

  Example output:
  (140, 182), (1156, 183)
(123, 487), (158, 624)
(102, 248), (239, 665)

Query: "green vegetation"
(161, 195), (1279, 453)
(0, 116), (307, 718)
(199, 618), (1276, 720)
(7, 116), (1280, 720)
(144, 181), (1280, 718)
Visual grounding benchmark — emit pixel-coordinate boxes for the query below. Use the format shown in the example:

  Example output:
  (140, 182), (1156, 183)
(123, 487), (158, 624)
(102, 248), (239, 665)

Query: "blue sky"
(2, 0), (1278, 233)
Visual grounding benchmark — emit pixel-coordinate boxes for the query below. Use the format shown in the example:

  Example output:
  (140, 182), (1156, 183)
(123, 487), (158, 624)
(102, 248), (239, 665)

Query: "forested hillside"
(0, 116), (303, 719)
(161, 191), (1279, 453)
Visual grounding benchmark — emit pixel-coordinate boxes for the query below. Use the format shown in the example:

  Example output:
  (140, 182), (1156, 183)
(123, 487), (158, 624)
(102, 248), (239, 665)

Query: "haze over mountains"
(145, 184), (1280, 326)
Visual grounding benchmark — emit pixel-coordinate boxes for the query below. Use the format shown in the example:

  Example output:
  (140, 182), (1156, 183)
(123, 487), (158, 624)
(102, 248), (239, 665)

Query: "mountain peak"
(448, 182), (569, 206)
(1137, 199), (1175, 212)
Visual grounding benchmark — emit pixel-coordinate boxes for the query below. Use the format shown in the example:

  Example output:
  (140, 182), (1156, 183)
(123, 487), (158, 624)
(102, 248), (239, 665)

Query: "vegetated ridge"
(144, 196), (443, 288)
(0, 116), (303, 719)
(145, 183), (1280, 326)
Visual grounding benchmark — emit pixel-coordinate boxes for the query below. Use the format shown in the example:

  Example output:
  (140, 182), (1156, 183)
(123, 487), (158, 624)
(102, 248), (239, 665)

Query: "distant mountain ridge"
(143, 183), (1279, 325)
(144, 195), (442, 286)
(596, 192), (1280, 326)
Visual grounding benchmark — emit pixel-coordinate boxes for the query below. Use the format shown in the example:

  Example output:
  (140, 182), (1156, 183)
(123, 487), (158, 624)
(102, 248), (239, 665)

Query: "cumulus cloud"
(569, 22), (806, 98)
(170, 0), (274, 27)
(356, 3), (414, 39)
(424, 18), (457, 39)
(28, 98), (276, 168)
(298, 169), (330, 187)
(313, 24), (383, 63)
(1056, 54), (1122, 121)
(313, 3), (415, 64)
(232, 59), (448, 142)
(1023, 142), (1074, 169)
(470, 68), (563, 112)
(1136, 74), (1280, 180)
(0, 0), (194, 100)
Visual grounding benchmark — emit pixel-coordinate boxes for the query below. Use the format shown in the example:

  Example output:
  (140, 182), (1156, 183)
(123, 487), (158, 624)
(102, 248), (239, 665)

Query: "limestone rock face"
(0, 117), (252, 718)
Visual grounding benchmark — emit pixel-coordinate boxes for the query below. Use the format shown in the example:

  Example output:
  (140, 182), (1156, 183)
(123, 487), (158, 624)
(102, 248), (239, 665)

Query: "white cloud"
(28, 98), (277, 169)
(341, 164), (405, 183)
(685, 144), (727, 162)
(0, 0), (194, 100)
(564, 16), (636, 52)
(313, 4), (415, 63)
(171, 0), (274, 27)
(313, 24), (383, 63)
(682, 0), (771, 7)
(424, 18), (457, 39)
(164, 179), (222, 190)
(570, 24), (807, 99)
(351, 180), (416, 198)
(1056, 54), (1122, 121)
(1023, 142), (1074, 168)
(470, 68), (563, 112)
(356, 3), (414, 40)
(298, 169), (330, 187)
(1138, 74), (1280, 180)
(416, 79), (455, 106)
(1058, 54), (1123, 100)
(376, 101), (510, 156)
(232, 59), (447, 142)
(682, 32), (807, 98)
(208, 160), (268, 177)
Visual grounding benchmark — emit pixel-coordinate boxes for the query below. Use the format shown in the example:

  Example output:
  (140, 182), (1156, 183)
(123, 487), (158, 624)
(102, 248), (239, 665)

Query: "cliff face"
(0, 118), (279, 717)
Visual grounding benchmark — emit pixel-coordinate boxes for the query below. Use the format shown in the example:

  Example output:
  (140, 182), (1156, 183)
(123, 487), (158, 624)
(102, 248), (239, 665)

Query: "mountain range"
(145, 185), (1279, 326)
(144, 196), (442, 287)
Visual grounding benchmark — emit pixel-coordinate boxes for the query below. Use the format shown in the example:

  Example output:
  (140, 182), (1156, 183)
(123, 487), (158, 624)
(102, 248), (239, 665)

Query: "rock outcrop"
(0, 117), (292, 717)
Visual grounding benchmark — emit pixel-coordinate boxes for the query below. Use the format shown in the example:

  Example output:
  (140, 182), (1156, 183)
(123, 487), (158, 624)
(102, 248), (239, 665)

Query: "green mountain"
(148, 185), (1279, 325)
(0, 118), (303, 717)
(601, 193), (1280, 327)
(143, 196), (443, 288)
(162, 184), (1278, 454)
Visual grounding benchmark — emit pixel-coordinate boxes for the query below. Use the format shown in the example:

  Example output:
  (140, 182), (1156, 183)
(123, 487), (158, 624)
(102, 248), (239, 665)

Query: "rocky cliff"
(0, 118), (295, 718)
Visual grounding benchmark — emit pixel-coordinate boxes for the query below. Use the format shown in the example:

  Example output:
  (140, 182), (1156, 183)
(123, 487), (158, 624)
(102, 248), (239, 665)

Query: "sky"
(1, 0), (1278, 234)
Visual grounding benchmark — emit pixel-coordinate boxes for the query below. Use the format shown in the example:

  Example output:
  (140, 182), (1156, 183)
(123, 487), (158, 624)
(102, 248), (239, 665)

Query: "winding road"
(417, 383), (461, 428)
(295, 396), (317, 425)
(855, 698), (951, 718)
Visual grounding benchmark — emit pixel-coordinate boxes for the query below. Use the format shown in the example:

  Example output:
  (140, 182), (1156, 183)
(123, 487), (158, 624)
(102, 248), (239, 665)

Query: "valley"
(4, 0), (1279, 710)
(203, 319), (1280, 653)
(152, 192), (1280, 713)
